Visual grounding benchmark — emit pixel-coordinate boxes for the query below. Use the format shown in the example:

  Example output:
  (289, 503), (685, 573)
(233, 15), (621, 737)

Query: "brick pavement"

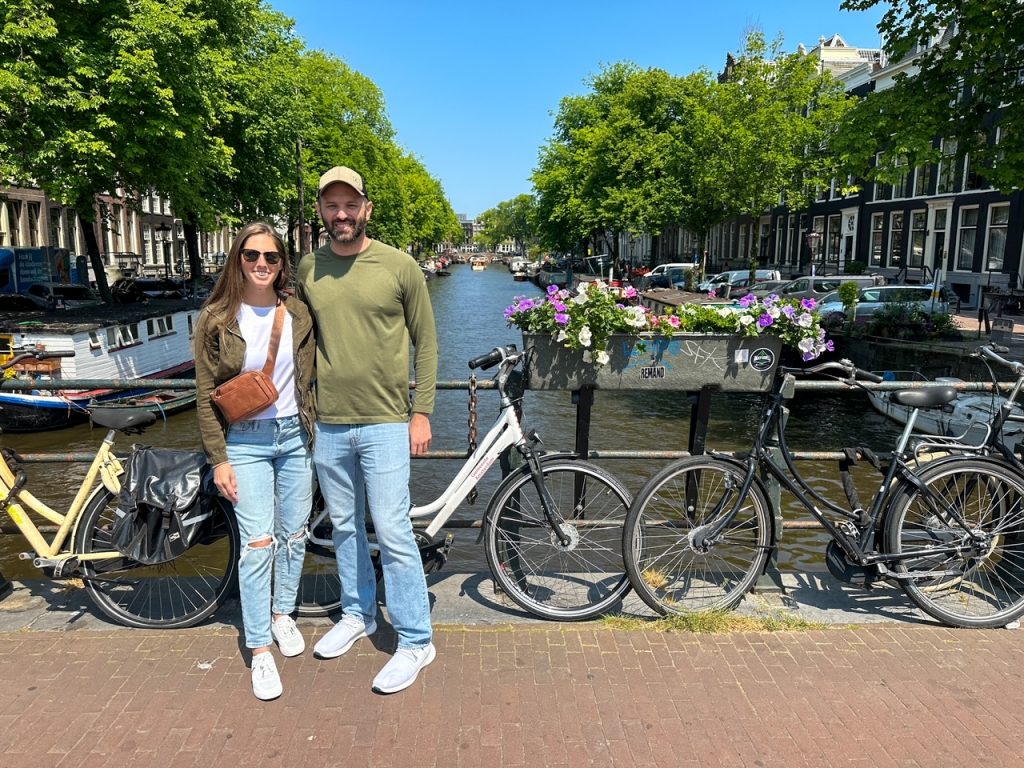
(1, 620), (1022, 768)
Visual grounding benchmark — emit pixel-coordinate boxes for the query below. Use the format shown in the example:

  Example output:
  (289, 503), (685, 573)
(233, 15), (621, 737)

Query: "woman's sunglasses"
(240, 248), (283, 265)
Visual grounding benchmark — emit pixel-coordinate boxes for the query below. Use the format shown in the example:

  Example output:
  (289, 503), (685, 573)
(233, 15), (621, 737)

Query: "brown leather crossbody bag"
(209, 303), (285, 424)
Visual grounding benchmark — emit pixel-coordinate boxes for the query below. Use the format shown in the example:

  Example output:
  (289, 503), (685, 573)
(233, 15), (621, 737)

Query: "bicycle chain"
(467, 374), (478, 505)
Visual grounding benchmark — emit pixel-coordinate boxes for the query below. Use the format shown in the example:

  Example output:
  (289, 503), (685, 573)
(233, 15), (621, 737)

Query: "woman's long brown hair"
(203, 222), (290, 325)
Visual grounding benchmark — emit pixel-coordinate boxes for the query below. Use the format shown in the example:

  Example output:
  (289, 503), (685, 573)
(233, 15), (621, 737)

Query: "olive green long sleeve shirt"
(297, 240), (437, 423)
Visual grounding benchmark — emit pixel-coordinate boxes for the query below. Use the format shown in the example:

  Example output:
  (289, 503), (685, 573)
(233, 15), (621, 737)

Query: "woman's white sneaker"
(371, 643), (436, 694)
(271, 615), (305, 657)
(251, 653), (282, 701)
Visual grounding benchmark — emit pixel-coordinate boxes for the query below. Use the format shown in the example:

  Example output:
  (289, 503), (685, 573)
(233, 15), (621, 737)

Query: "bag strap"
(261, 301), (286, 376)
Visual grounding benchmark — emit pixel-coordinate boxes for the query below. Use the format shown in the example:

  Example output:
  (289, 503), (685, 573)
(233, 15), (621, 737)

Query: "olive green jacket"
(193, 295), (316, 466)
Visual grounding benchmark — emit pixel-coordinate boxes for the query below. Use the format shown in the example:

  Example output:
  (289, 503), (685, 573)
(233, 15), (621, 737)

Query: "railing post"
(754, 404), (787, 594)
(687, 387), (713, 455)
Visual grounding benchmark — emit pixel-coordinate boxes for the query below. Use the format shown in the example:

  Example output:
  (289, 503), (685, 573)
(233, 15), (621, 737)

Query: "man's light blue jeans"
(313, 422), (432, 649)
(227, 416), (313, 649)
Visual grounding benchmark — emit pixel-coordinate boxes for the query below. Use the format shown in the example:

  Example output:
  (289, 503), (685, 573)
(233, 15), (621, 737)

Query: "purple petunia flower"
(547, 284), (559, 296)
(555, 312), (570, 325)
(552, 301), (567, 312)
(757, 314), (774, 328)
(782, 305), (796, 318)
(801, 298), (817, 310)
(739, 294), (756, 308)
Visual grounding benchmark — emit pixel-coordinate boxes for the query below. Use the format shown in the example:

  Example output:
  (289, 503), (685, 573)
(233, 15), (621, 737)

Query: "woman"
(194, 222), (316, 701)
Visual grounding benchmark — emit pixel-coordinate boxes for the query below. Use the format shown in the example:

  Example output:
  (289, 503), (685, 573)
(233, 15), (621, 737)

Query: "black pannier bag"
(110, 448), (216, 566)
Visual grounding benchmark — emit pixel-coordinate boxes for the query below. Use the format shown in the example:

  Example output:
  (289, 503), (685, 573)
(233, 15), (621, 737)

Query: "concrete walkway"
(1, 570), (1022, 767)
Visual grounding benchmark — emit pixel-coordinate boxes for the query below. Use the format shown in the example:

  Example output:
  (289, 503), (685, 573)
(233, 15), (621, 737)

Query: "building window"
(870, 214), (884, 266)
(146, 315), (174, 338)
(986, 204), (1009, 272)
(27, 202), (40, 247)
(873, 152), (891, 200)
(775, 216), (785, 265)
(914, 162), (933, 197)
(936, 138), (958, 194)
(893, 155), (911, 198)
(908, 211), (927, 267)
(826, 214), (841, 264)
(888, 211), (904, 268)
(956, 207), (978, 271)
(788, 215), (798, 265)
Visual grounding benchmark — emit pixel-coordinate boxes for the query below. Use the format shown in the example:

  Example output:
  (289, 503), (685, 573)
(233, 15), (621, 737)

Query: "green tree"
(711, 31), (855, 273)
(479, 194), (537, 255)
(395, 152), (461, 257)
(840, 0), (1023, 193)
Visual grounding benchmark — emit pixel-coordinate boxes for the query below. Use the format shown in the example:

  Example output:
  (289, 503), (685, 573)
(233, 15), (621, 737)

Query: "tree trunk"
(75, 203), (112, 304)
(183, 216), (202, 299)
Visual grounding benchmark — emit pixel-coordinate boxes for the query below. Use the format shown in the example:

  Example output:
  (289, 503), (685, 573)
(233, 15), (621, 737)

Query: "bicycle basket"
(110, 448), (213, 566)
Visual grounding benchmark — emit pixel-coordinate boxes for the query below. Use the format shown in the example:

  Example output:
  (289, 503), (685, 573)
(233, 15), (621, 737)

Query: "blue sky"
(270, 1), (885, 219)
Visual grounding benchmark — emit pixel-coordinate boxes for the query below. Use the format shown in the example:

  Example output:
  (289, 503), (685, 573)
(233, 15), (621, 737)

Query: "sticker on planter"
(749, 347), (776, 371)
(638, 365), (666, 380)
(734, 349), (750, 364)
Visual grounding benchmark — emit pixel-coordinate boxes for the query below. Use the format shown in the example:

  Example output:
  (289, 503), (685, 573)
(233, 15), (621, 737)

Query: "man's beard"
(328, 214), (367, 244)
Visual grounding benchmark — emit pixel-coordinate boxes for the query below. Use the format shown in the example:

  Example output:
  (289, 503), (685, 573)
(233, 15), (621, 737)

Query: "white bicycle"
(296, 344), (633, 621)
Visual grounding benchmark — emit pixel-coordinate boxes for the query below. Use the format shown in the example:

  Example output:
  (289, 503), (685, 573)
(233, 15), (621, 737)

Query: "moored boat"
(0, 300), (199, 432)
(88, 388), (196, 420)
(470, 255), (489, 271)
(867, 371), (1024, 451)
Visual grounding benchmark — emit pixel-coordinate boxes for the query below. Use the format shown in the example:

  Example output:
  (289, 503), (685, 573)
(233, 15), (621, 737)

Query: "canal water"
(0, 261), (907, 577)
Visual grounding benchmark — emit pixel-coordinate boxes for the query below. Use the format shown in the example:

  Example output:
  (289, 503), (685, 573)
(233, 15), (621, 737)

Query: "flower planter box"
(522, 332), (782, 392)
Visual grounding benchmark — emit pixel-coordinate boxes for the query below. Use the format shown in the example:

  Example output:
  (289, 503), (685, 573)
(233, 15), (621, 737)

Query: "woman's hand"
(214, 462), (239, 504)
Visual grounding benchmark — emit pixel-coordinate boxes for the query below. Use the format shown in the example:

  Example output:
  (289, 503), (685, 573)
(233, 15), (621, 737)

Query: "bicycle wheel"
(484, 459), (631, 621)
(296, 501), (343, 617)
(75, 489), (239, 629)
(884, 457), (1024, 628)
(623, 457), (772, 615)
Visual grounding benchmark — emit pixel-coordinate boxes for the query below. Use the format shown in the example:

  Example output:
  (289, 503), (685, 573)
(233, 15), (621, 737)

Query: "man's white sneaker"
(271, 615), (305, 657)
(313, 614), (377, 659)
(371, 643), (436, 694)
(251, 653), (282, 701)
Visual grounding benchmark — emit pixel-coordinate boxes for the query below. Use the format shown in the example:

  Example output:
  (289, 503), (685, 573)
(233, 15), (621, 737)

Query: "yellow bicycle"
(0, 349), (239, 628)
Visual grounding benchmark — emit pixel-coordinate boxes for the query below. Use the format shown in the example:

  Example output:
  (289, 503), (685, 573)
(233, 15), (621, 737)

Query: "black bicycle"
(622, 357), (1024, 629)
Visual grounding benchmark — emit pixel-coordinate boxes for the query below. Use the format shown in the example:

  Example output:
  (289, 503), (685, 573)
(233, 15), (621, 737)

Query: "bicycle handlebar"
(800, 358), (883, 384)
(468, 344), (519, 371)
(976, 344), (1024, 376)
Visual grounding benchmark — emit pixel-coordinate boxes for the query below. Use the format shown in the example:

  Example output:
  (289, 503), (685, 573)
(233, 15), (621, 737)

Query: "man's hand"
(409, 412), (432, 456)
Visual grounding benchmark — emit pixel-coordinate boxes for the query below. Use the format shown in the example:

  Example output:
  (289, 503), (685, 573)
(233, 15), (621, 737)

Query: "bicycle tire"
(884, 457), (1024, 628)
(296, 496), (343, 617)
(75, 489), (240, 629)
(623, 456), (772, 615)
(484, 459), (631, 621)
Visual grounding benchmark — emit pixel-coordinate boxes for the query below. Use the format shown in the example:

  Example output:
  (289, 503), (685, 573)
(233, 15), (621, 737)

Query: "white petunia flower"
(578, 325), (592, 347)
(596, 349), (610, 365)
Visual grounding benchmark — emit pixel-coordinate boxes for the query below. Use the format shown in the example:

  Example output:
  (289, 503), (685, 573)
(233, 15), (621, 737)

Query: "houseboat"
(470, 255), (489, 271)
(0, 300), (198, 431)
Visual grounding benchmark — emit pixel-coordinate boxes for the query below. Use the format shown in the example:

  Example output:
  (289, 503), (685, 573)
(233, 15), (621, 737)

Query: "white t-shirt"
(236, 303), (298, 419)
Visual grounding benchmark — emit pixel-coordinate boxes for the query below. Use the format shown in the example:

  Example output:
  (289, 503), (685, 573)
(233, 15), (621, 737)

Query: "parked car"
(748, 279), (792, 298)
(817, 284), (951, 324)
(771, 274), (885, 302)
(698, 269), (782, 293)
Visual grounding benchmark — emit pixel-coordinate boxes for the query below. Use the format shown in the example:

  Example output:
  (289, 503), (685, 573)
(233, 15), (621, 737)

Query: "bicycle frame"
(702, 366), (980, 568)
(306, 349), (538, 546)
(0, 430), (124, 566)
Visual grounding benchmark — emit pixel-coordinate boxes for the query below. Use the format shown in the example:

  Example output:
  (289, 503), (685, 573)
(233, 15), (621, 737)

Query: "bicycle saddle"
(89, 407), (158, 433)
(891, 386), (958, 409)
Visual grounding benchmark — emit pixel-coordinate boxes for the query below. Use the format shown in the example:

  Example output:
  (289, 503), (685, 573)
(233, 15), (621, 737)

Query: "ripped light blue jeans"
(226, 415), (313, 649)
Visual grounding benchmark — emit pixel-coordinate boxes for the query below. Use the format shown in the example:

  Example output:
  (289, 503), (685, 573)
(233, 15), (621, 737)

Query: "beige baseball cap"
(318, 166), (367, 197)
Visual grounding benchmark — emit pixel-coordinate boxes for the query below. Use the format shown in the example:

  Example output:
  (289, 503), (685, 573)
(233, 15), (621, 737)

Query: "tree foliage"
(839, 0), (1023, 192)
(478, 194), (537, 254)
(531, 33), (855, 264)
(0, 0), (459, 300)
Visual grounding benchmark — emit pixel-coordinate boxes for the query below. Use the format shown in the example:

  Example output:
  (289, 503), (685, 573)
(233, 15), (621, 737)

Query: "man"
(298, 166), (438, 694)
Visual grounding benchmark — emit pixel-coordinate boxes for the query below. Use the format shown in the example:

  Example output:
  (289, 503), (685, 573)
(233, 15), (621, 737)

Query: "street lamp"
(155, 222), (172, 279)
(805, 231), (822, 276)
